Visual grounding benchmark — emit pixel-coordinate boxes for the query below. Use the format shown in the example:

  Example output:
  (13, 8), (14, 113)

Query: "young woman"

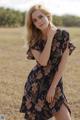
(20, 4), (76, 120)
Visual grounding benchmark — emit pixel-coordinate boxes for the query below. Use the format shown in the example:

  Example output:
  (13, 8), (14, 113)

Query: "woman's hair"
(25, 4), (52, 47)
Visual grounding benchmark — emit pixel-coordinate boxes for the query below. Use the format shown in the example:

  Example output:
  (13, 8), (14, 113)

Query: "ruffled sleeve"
(26, 40), (41, 60)
(26, 46), (35, 60)
(61, 30), (76, 55)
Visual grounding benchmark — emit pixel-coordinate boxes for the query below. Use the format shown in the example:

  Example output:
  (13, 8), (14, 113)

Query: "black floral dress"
(20, 29), (76, 120)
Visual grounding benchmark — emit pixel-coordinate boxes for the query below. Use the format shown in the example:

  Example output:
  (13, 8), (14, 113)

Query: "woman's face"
(32, 10), (49, 31)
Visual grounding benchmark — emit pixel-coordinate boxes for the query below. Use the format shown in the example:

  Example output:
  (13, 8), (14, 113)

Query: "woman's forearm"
(51, 48), (69, 88)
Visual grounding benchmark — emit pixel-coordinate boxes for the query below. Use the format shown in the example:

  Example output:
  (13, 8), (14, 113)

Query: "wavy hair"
(25, 4), (52, 47)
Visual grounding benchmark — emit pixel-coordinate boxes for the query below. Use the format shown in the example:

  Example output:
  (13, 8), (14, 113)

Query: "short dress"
(20, 29), (76, 120)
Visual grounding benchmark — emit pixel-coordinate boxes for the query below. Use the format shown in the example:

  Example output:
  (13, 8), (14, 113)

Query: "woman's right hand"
(47, 24), (57, 41)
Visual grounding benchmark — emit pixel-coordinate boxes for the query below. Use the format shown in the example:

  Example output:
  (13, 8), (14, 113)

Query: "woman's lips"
(39, 23), (44, 27)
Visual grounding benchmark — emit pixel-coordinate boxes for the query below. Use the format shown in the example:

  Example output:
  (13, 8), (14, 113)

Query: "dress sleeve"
(61, 30), (76, 55)
(26, 41), (41, 60)
(26, 46), (35, 60)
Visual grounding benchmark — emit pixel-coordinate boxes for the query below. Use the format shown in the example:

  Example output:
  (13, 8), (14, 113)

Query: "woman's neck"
(41, 26), (49, 40)
(41, 24), (57, 41)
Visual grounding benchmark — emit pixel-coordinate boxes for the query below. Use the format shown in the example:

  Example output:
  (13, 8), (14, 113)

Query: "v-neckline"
(41, 28), (59, 44)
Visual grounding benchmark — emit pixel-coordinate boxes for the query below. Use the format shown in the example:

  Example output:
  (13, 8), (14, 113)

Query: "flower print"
(31, 83), (38, 94)
(27, 47), (35, 60)
(56, 42), (60, 48)
(43, 68), (50, 75)
(25, 96), (32, 109)
(31, 73), (36, 79)
(54, 87), (62, 99)
(35, 99), (44, 111)
(43, 63), (52, 75)
(52, 45), (56, 51)
(36, 71), (43, 79)
(27, 111), (36, 120)
(51, 38), (57, 51)
(51, 108), (57, 115)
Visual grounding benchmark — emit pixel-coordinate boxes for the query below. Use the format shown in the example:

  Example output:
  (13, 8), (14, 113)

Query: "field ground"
(0, 27), (80, 120)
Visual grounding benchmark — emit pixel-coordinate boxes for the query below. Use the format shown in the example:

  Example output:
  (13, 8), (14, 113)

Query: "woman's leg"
(54, 103), (71, 120)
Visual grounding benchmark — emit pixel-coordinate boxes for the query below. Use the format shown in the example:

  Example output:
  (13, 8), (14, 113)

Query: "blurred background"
(0, 0), (80, 120)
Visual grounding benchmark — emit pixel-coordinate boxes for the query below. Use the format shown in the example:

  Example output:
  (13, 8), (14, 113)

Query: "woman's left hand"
(46, 85), (56, 103)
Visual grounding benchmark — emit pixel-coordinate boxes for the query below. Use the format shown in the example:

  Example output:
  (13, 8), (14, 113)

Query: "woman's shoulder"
(30, 39), (45, 52)
(54, 28), (69, 41)
(56, 28), (69, 35)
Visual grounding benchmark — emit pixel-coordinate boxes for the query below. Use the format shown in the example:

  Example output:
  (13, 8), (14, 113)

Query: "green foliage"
(52, 15), (63, 26)
(61, 15), (80, 27)
(52, 14), (80, 27)
(0, 7), (25, 27)
(0, 7), (80, 27)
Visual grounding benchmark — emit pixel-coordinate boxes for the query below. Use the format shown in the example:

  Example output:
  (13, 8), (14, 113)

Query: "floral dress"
(20, 29), (76, 120)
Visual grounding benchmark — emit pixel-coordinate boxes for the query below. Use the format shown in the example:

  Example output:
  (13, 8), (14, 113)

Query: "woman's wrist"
(50, 84), (56, 90)
(47, 37), (53, 43)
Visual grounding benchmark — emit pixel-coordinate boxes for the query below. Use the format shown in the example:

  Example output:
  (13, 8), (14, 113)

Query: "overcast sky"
(0, 0), (80, 16)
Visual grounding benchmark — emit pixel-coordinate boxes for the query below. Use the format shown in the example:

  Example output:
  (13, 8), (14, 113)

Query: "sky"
(0, 0), (80, 16)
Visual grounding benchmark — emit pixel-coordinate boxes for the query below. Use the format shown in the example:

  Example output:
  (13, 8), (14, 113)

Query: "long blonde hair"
(25, 4), (52, 47)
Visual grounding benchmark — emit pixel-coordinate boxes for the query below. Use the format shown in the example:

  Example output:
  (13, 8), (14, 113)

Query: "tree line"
(0, 7), (80, 27)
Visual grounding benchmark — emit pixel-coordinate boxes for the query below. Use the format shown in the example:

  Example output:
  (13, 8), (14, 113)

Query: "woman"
(20, 4), (76, 120)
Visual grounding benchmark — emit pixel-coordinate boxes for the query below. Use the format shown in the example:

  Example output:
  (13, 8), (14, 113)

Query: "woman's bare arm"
(31, 38), (52, 66)
(31, 27), (57, 66)
(50, 47), (69, 88)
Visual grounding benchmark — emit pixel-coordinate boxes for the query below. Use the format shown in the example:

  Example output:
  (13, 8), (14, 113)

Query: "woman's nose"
(37, 19), (42, 24)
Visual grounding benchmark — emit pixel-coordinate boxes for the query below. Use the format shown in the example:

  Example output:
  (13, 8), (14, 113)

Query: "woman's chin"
(40, 26), (48, 31)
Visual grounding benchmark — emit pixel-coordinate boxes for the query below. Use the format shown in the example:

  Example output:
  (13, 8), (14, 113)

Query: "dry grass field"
(0, 27), (80, 120)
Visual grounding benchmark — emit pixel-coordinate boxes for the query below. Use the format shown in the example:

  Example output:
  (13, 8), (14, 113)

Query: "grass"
(0, 27), (80, 120)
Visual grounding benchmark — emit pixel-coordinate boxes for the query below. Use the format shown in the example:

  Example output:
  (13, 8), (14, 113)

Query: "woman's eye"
(32, 15), (43, 23)
(33, 19), (37, 23)
(38, 15), (43, 19)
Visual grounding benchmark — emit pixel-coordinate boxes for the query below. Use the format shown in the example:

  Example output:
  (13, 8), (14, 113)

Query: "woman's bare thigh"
(54, 103), (71, 120)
